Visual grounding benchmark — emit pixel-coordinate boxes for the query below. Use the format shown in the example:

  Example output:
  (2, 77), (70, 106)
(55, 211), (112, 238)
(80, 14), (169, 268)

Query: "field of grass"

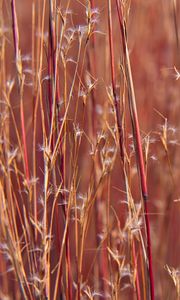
(0, 0), (179, 299)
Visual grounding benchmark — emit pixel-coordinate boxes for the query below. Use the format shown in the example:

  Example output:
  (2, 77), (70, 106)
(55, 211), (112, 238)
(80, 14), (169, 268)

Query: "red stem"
(115, 1), (155, 299)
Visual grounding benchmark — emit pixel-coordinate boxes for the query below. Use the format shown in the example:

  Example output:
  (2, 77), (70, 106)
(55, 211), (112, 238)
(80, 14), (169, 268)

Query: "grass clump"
(0, 0), (179, 299)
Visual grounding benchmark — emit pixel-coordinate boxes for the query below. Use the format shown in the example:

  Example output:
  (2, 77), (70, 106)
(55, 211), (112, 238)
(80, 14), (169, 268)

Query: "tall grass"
(0, 0), (179, 299)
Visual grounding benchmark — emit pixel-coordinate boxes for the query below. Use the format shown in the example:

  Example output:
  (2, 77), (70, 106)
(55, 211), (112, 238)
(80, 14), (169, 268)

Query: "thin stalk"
(115, 1), (154, 299)
(11, 0), (30, 184)
(107, 1), (142, 299)
(86, 0), (109, 295)
(48, 2), (63, 297)
(31, 1), (39, 243)
(172, 0), (179, 52)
